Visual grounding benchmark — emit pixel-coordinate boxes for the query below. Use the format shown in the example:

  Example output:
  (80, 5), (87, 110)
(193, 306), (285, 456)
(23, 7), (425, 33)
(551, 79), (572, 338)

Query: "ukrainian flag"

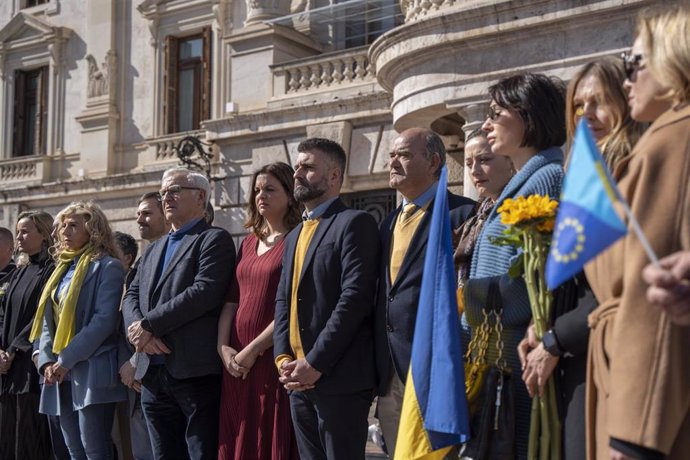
(395, 166), (471, 460)
(545, 120), (627, 290)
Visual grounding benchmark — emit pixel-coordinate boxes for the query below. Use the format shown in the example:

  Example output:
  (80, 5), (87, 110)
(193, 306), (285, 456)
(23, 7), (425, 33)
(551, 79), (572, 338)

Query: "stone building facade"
(0, 0), (660, 246)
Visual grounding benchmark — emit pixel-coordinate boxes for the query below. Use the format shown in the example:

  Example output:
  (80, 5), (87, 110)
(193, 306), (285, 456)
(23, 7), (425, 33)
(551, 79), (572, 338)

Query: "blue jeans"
(58, 384), (116, 460)
(141, 365), (220, 460)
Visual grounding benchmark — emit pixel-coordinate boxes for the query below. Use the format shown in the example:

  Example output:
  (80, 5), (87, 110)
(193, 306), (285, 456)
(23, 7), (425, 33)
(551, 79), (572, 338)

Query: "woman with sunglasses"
(462, 73), (566, 459)
(518, 57), (646, 460)
(584, 4), (690, 460)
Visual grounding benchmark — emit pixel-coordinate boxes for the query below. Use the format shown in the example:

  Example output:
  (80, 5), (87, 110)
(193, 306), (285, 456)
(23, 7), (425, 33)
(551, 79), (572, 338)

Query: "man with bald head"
(374, 128), (475, 455)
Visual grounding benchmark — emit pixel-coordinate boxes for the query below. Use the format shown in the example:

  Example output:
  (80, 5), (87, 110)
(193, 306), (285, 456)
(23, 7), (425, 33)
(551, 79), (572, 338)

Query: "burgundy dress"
(218, 234), (298, 460)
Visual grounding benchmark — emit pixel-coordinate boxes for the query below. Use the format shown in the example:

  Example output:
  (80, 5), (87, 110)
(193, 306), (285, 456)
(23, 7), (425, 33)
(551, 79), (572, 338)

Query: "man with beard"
(273, 138), (380, 460)
(118, 192), (169, 460)
(374, 128), (475, 456)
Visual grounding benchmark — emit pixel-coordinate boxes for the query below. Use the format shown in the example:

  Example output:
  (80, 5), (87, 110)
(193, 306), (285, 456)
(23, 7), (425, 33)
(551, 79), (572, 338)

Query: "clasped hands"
(127, 320), (171, 355)
(43, 362), (69, 385)
(517, 324), (559, 398)
(0, 349), (14, 374)
(278, 358), (321, 392)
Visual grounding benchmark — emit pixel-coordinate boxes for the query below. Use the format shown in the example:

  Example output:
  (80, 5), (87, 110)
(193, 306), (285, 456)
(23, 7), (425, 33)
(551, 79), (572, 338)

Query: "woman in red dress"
(218, 162), (302, 460)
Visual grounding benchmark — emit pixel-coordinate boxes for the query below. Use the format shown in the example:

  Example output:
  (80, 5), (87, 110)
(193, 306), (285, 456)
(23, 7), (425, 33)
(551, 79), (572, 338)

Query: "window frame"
(164, 27), (212, 134)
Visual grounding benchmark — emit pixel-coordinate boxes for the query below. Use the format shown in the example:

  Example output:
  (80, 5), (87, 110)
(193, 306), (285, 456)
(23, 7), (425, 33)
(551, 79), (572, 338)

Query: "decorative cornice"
(202, 91), (393, 142)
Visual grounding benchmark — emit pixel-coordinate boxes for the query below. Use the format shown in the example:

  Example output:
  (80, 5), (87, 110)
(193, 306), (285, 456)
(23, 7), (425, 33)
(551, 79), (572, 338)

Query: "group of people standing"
(0, 3), (688, 460)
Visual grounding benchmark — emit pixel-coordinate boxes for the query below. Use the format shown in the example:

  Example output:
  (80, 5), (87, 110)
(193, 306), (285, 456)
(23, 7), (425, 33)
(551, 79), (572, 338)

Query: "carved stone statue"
(85, 53), (111, 98)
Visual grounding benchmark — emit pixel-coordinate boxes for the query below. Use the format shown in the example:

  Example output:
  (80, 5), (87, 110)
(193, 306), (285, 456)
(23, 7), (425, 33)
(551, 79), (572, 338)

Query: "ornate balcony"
(0, 155), (45, 185)
(271, 47), (376, 99)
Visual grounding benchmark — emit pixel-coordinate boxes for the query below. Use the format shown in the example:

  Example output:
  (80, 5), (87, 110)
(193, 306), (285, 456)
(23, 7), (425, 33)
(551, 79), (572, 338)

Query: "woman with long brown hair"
(218, 162), (301, 460)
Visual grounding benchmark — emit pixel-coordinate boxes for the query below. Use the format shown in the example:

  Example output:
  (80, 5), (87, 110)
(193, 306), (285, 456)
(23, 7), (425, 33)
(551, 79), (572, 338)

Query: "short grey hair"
(161, 167), (211, 206)
(424, 130), (447, 178)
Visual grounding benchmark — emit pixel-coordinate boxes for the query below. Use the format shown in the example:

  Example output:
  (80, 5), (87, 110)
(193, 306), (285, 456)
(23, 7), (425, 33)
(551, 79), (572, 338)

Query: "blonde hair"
(565, 58), (646, 171)
(15, 210), (54, 267)
(637, 3), (690, 104)
(53, 201), (122, 260)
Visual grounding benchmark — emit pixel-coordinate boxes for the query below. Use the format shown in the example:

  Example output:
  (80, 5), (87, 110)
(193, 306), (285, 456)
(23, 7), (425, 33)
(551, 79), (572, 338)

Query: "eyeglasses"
(159, 185), (200, 198)
(621, 51), (645, 82)
(486, 105), (505, 121)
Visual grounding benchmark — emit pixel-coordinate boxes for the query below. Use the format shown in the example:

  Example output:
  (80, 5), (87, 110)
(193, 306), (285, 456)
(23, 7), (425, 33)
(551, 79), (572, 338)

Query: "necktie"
(389, 203), (422, 283)
(400, 203), (418, 223)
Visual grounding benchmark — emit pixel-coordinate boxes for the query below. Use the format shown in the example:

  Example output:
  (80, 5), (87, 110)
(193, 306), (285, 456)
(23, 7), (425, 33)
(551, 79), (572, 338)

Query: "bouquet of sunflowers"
(491, 194), (561, 460)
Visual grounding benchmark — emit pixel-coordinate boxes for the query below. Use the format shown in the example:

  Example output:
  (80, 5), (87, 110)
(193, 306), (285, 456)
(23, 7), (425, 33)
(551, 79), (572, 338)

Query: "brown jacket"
(585, 104), (690, 459)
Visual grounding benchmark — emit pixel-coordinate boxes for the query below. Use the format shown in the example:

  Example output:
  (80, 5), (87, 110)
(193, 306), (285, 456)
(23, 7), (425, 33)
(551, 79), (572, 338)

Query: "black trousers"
(289, 388), (372, 460)
(0, 392), (52, 460)
(141, 365), (221, 460)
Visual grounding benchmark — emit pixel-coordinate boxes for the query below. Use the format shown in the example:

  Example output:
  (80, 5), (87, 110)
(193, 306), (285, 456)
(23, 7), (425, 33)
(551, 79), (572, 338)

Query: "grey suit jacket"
(38, 255), (127, 415)
(122, 219), (236, 379)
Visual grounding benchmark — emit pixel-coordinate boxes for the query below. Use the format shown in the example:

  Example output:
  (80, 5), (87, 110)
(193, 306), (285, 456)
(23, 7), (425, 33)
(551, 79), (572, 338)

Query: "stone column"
(455, 102), (488, 201)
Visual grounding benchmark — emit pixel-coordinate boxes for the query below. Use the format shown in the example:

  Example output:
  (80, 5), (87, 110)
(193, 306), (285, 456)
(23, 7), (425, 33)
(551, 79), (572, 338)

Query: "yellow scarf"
(30, 244), (95, 354)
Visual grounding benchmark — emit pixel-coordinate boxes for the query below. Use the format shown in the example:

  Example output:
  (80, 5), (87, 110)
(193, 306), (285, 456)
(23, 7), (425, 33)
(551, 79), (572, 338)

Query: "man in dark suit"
(123, 167), (235, 459)
(273, 138), (380, 460)
(374, 128), (475, 456)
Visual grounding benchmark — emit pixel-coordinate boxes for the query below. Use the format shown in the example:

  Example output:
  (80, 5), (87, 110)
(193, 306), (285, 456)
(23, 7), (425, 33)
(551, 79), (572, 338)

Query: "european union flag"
(395, 166), (470, 460)
(545, 120), (627, 290)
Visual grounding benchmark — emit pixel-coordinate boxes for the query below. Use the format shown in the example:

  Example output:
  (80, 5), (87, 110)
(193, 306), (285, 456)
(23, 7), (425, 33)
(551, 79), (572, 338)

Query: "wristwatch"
(141, 318), (153, 332)
(542, 329), (563, 357)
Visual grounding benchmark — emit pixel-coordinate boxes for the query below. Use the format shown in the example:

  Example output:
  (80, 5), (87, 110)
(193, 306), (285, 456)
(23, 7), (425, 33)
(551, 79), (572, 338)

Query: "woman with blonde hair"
(519, 57), (647, 460)
(0, 211), (56, 459)
(584, 4), (690, 459)
(31, 201), (127, 460)
(565, 57), (646, 171)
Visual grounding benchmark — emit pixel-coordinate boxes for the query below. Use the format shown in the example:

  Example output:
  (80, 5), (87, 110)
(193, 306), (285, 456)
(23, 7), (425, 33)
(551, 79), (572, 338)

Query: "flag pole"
(618, 200), (660, 266)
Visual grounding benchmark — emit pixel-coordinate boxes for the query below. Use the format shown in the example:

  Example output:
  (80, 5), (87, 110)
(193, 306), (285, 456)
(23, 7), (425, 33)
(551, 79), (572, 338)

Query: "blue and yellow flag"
(395, 166), (471, 460)
(545, 120), (627, 290)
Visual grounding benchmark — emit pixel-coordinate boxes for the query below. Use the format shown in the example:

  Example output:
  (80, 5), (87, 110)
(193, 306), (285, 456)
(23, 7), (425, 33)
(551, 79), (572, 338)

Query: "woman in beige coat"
(584, 4), (690, 460)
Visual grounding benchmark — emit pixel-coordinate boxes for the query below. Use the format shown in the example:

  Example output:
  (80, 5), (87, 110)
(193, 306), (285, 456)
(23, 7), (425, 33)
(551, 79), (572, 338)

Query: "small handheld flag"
(545, 120), (628, 290)
(395, 166), (471, 460)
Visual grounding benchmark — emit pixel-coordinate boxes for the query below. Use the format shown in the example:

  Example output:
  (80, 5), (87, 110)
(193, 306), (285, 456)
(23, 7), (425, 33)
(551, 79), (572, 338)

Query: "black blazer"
(375, 192), (475, 395)
(0, 253), (54, 395)
(273, 199), (380, 394)
(122, 219), (236, 379)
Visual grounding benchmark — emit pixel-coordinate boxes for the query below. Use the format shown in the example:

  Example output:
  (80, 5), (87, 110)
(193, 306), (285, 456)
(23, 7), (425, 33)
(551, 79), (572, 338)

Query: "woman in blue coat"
(31, 201), (127, 460)
(462, 73), (566, 459)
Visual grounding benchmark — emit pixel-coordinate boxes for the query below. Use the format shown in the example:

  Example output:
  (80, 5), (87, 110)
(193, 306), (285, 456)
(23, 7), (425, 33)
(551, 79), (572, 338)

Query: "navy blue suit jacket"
(273, 199), (380, 394)
(375, 192), (475, 395)
(122, 219), (236, 379)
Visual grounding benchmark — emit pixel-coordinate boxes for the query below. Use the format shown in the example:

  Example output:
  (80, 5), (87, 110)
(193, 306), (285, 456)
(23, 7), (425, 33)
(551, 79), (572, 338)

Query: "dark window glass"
(25, 0), (48, 7)
(13, 67), (47, 157)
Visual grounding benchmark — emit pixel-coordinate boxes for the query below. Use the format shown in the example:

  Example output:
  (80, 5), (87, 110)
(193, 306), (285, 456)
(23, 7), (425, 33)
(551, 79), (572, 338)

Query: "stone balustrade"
(0, 155), (41, 182)
(273, 47), (375, 97)
(150, 131), (206, 162)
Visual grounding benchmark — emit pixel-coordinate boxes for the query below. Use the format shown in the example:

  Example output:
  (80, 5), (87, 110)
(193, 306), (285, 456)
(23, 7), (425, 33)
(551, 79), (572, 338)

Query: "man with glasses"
(123, 167), (236, 459)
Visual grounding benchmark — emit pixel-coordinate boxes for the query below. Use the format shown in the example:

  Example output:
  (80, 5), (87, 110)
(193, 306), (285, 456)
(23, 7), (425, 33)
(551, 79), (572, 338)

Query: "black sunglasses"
(621, 51), (645, 82)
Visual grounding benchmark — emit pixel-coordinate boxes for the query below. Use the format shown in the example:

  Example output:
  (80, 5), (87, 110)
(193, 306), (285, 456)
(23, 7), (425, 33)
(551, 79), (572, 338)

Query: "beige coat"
(585, 104), (690, 459)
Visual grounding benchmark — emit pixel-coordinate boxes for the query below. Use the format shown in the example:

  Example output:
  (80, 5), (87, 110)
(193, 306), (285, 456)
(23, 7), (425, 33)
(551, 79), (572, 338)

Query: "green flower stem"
(521, 226), (560, 460)
(539, 394), (551, 459)
(528, 396), (540, 459)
